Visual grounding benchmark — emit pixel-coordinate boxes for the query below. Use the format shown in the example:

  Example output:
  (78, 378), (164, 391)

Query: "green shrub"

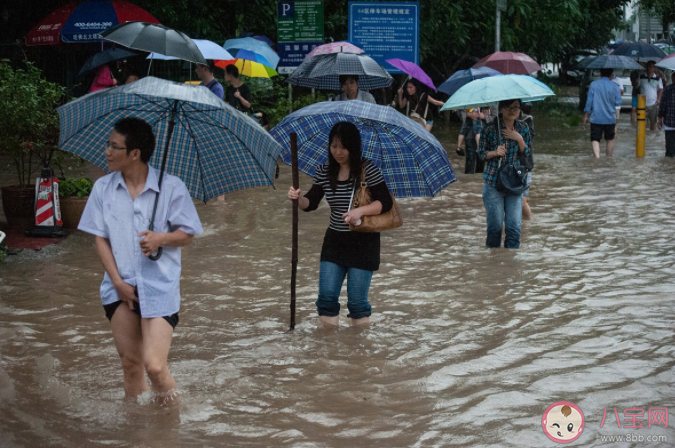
(59, 177), (93, 198)
(0, 60), (65, 187)
(247, 76), (329, 127)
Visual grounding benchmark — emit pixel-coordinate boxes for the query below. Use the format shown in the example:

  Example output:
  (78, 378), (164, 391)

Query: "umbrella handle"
(146, 101), (178, 263)
(148, 247), (163, 261)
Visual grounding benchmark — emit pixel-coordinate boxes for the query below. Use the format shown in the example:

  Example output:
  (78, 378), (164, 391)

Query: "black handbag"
(493, 118), (532, 195)
(496, 156), (529, 196)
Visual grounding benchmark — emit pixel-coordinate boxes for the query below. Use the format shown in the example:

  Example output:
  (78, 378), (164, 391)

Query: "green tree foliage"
(499, 0), (628, 67)
(120, 1), (633, 86)
(109, 0), (632, 106)
(638, 0), (675, 37)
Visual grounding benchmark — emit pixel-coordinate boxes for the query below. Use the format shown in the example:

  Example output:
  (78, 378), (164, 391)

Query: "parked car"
(562, 50), (599, 85)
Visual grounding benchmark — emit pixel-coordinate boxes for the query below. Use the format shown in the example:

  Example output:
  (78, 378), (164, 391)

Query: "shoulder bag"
(496, 155), (530, 196)
(406, 94), (428, 128)
(492, 120), (531, 196)
(348, 166), (403, 232)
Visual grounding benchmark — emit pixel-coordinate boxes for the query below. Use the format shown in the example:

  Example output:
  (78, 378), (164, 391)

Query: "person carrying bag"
(348, 165), (402, 232)
(287, 122), (395, 327)
(477, 98), (532, 249)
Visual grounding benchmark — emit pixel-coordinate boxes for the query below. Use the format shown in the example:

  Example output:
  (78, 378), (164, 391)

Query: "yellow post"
(636, 94), (646, 157)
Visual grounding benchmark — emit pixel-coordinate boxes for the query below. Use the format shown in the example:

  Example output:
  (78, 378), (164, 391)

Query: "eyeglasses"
(506, 106), (521, 112)
(106, 142), (127, 151)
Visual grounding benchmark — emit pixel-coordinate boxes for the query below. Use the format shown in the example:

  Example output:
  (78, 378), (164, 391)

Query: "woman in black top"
(287, 122), (393, 327)
(397, 78), (444, 131)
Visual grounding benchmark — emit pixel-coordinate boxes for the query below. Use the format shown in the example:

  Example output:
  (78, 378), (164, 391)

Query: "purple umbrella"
(386, 58), (436, 91)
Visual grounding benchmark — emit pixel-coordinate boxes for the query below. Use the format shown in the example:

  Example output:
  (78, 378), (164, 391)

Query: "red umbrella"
(473, 51), (542, 75)
(26, 0), (159, 46)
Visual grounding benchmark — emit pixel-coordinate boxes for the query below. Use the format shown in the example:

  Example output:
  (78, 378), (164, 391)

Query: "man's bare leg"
(592, 141), (601, 158)
(110, 305), (149, 397)
(141, 318), (177, 403)
(606, 139), (615, 157)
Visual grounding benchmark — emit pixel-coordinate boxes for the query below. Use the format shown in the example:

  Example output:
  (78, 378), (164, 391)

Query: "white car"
(615, 76), (633, 109)
(580, 70), (634, 111)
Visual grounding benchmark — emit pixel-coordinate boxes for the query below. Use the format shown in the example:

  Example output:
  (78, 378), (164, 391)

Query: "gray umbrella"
(578, 55), (644, 70)
(287, 52), (393, 91)
(100, 21), (206, 65)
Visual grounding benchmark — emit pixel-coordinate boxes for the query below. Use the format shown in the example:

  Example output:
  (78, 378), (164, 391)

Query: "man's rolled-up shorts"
(590, 123), (616, 142)
(646, 104), (658, 123)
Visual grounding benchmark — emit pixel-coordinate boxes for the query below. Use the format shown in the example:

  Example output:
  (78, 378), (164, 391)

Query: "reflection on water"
(1, 115), (674, 447)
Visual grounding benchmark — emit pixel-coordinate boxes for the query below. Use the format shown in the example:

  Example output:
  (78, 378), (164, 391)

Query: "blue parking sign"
(348, 1), (420, 73)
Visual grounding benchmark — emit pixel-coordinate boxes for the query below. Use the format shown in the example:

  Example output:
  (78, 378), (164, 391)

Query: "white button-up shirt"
(78, 166), (203, 317)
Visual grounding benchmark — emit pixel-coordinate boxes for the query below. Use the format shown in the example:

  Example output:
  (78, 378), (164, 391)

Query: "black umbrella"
(77, 47), (138, 78)
(611, 42), (666, 62)
(100, 21), (206, 65)
(578, 55), (644, 70)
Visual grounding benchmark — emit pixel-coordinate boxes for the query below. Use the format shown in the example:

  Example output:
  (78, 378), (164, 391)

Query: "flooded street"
(1, 113), (674, 447)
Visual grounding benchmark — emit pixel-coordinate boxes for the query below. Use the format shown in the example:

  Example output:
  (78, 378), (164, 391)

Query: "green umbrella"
(440, 74), (555, 111)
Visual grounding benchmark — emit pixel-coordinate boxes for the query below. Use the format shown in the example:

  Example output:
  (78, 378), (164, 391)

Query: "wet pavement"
(0, 112), (674, 447)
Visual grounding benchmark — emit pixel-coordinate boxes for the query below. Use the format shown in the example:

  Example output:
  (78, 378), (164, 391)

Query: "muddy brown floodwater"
(0, 113), (674, 447)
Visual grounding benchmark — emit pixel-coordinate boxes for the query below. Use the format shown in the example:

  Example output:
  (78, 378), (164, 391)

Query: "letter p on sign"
(278, 2), (294, 17)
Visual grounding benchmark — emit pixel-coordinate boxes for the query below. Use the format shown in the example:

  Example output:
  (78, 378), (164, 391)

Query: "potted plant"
(0, 60), (64, 229)
(58, 177), (93, 229)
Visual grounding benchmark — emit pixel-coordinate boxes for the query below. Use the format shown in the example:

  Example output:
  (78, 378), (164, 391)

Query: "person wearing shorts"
(639, 61), (663, 131)
(78, 117), (203, 402)
(583, 68), (622, 158)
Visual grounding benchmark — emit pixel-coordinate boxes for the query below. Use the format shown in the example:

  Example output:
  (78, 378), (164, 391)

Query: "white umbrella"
(147, 39), (234, 61)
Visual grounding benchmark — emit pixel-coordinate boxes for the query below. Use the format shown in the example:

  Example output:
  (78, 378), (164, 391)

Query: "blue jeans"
(482, 183), (522, 249)
(316, 261), (373, 319)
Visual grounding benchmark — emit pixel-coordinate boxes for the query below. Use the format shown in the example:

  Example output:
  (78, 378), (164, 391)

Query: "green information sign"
(277, 1), (324, 43)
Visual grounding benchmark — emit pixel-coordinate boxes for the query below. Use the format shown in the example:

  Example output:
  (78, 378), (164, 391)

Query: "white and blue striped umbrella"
(270, 100), (456, 198)
(58, 76), (281, 202)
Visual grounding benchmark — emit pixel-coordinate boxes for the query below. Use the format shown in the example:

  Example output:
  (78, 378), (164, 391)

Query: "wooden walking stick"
(290, 132), (298, 330)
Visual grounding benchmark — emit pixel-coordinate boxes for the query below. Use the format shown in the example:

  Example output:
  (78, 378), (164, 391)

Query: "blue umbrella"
(611, 42), (666, 62)
(223, 37), (279, 69)
(270, 100), (456, 198)
(441, 74), (555, 111)
(57, 76), (281, 202)
(437, 67), (503, 96)
(232, 48), (275, 68)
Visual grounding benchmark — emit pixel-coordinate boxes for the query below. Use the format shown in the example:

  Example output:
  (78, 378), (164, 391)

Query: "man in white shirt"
(335, 75), (376, 103)
(610, 74), (624, 95)
(639, 60), (664, 130)
(79, 117), (203, 402)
